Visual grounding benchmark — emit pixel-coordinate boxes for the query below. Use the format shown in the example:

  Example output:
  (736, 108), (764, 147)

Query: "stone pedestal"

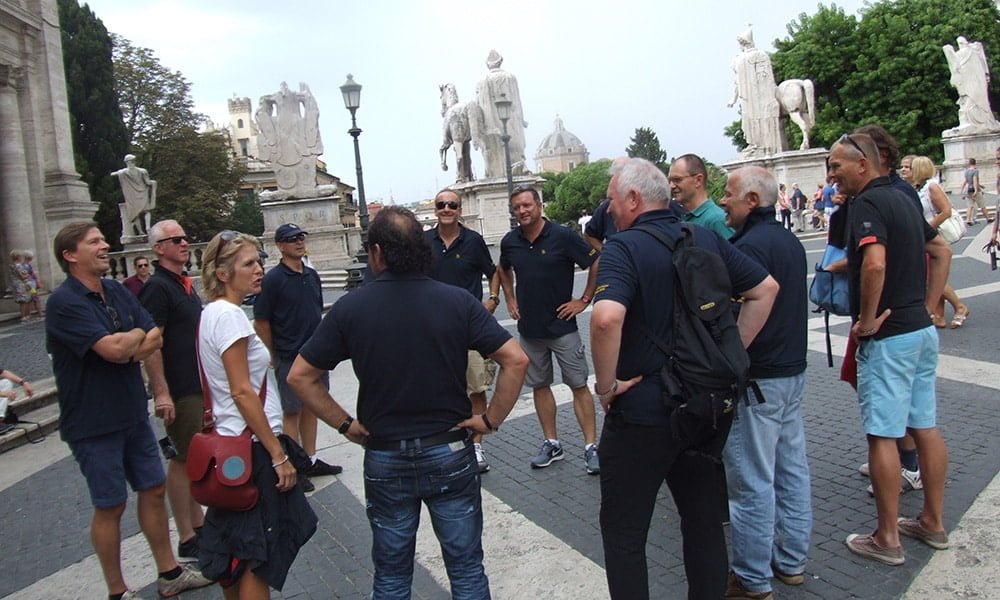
(721, 148), (830, 191)
(939, 131), (1000, 195)
(449, 175), (545, 244)
(260, 195), (359, 270)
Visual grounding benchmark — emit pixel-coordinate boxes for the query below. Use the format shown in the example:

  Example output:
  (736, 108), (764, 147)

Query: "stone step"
(0, 377), (60, 454)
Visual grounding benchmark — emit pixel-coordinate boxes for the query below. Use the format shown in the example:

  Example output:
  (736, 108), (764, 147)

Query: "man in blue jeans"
(288, 207), (528, 599)
(720, 167), (812, 599)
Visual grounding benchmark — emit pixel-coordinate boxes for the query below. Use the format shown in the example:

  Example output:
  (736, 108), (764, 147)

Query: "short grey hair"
(732, 166), (778, 208)
(148, 219), (180, 248)
(608, 157), (670, 205)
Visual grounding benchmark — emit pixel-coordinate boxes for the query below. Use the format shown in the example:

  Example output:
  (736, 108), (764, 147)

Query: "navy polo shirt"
(46, 275), (155, 442)
(729, 206), (808, 379)
(253, 261), (323, 359)
(425, 224), (496, 300)
(299, 272), (511, 441)
(500, 219), (598, 339)
(585, 199), (619, 241)
(138, 267), (203, 398)
(594, 209), (768, 426)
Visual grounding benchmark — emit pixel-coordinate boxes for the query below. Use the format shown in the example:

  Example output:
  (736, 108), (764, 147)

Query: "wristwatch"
(595, 380), (618, 404)
(488, 294), (500, 304)
(338, 416), (354, 435)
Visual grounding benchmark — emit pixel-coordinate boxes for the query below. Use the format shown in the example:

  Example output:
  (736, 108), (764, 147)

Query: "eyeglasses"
(155, 235), (192, 245)
(279, 233), (307, 243)
(435, 201), (460, 210)
(101, 302), (122, 332)
(838, 134), (867, 159)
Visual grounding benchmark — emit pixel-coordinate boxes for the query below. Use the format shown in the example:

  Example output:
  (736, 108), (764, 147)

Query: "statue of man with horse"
(439, 83), (486, 183)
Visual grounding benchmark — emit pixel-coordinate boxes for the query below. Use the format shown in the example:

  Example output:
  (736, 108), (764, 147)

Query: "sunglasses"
(100, 301), (122, 332)
(136, 263), (150, 268)
(155, 235), (192, 245)
(279, 233), (307, 243)
(436, 201), (460, 210)
(838, 134), (867, 159)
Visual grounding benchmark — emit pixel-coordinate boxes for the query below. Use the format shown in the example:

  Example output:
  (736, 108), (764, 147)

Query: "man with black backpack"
(591, 158), (778, 600)
(720, 167), (811, 599)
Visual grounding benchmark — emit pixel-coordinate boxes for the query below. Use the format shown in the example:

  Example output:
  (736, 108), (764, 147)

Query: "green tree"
(625, 127), (668, 171)
(705, 161), (729, 202)
(536, 170), (568, 205)
(229, 193), (265, 236)
(59, 0), (129, 244)
(546, 159), (613, 224)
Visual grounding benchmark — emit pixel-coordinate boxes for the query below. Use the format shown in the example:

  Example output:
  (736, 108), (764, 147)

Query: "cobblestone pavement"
(1, 224), (998, 599)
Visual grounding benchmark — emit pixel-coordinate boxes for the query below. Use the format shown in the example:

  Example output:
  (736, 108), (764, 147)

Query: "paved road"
(1, 223), (998, 599)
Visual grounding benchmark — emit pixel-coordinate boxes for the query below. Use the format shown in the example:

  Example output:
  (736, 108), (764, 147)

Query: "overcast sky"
(83, 0), (870, 204)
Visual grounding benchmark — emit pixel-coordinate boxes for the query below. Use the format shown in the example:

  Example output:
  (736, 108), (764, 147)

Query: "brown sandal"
(950, 308), (969, 328)
(931, 314), (947, 328)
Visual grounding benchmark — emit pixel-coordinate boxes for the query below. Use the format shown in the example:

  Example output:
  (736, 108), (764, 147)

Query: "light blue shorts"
(856, 325), (938, 438)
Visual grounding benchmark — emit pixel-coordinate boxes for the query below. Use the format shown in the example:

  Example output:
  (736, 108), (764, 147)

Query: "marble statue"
(111, 154), (156, 237)
(943, 37), (1000, 136)
(256, 82), (332, 200)
(729, 26), (783, 156)
(777, 79), (816, 150)
(439, 83), (486, 183)
(475, 50), (528, 178)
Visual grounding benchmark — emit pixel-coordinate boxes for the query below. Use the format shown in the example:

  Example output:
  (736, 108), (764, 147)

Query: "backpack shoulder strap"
(629, 223), (684, 357)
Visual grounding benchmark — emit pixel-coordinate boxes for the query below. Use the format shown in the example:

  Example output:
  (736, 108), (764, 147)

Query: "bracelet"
(580, 295), (592, 304)
(595, 380), (618, 397)
(481, 412), (498, 432)
(271, 455), (289, 468)
(858, 327), (877, 337)
(338, 415), (354, 435)
(488, 294), (500, 304)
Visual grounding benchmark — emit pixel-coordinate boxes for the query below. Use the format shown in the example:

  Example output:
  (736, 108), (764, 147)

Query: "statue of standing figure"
(256, 82), (326, 199)
(729, 26), (783, 157)
(475, 50), (529, 178)
(112, 154), (156, 237)
(943, 36), (1000, 136)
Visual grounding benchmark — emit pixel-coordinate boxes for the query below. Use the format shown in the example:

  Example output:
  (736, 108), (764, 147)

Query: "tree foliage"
(58, 0), (129, 243)
(536, 170), (568, 206)
(626, 127), (668, 171)
(229, 193), (265, 236)
(546, 159), (613, 224)
(705, 161), (729, 202)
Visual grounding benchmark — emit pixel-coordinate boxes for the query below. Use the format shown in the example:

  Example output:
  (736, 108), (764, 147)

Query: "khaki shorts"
(966, 190), (987, 211)
(165, 393), (204, 461)
(467, 350), (497, 395)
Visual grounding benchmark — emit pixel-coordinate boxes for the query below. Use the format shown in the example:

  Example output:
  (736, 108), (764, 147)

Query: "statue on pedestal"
(475, 50), (528, 178)
(729, 26), (782, 157)
(111, 154), (156, 237)
(256, 82), (330, 200)
(439, 83), (486, 183)
(943, 37), (1000, 136)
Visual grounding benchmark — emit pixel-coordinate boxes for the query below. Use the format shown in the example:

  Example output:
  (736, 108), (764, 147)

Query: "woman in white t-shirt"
(908, 156), (970, 329)
(198, 230), (316, 598)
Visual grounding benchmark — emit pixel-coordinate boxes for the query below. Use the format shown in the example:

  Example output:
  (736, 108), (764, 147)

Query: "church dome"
(537, 116), (586, 156)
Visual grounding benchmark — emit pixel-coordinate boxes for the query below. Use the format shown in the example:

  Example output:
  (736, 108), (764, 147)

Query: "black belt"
(365, 428), (469, 451)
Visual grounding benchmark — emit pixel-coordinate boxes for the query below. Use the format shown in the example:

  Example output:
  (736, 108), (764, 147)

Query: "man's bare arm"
(736, 275), (779, 348)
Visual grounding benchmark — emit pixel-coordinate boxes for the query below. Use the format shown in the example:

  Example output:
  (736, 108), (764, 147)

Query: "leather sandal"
(950, 308), (969, 329)
(931, 314), (947, 328)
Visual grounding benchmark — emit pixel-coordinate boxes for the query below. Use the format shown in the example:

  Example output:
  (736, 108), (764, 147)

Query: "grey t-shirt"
(964, 167), (980, 194)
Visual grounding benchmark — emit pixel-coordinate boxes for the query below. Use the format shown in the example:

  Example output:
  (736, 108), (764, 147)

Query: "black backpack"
(632, 223), (752, 455)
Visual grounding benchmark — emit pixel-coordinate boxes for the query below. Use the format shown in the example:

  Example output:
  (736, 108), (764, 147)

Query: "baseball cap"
(274, 223), (308, 242)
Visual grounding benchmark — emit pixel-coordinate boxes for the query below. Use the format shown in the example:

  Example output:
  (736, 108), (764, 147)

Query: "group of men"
(46, 127), (953, 598)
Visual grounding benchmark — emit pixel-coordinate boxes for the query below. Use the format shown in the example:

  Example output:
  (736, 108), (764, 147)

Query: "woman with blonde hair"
(197, 230), (316, 599)
(910, 156), (970, 328)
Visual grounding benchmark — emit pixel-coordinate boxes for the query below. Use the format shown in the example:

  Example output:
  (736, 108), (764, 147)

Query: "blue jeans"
(364, 440), (489, 600)
(723, 374), (812, 593)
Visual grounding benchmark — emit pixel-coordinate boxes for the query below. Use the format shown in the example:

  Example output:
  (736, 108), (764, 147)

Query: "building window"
(239, 138), (249, 157)
(568, 162), (576, 170)
(237, 118), (244, 128)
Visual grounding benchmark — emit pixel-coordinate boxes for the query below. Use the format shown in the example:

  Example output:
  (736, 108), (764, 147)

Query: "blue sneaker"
(530, 440), (564, 468)
(584, 444), (600, 475)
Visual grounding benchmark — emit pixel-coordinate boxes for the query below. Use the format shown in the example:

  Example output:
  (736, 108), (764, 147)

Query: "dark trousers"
(780, 209), (792, 230)
(599, 417), (728, 600)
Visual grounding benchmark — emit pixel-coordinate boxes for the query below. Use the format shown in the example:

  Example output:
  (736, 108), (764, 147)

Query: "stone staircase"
(0, 377), (60, 453)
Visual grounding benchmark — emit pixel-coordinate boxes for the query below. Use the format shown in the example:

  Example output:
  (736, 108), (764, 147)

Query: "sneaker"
(858, 462), (870, 477)
(120, 591), (144, 600)
(845, 533), (904, 566)
(866, 468), (923, 496)
(301, 475), (315, 493)
(177, 535), (199, 562)
(725, 571), (773, 599)
(897, 517), (949, 550)
(770, 562), (804, 586)
(157, 563), (213, 597)
(584, 444), (600, 475)
(474, 443), (490, 473)
(530, 440), (564, 469)
(306, 458), (343, 477)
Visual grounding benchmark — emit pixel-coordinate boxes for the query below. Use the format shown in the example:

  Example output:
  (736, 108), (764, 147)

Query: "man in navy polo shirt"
(254, 223), (342, 492)
(590, 158), (777, 599)
(425, 189), (503, 473)
(288, 206), (528, 598)
(140, 219), (205, 561)
(720, 166), (811, 598)
(499, 185), (601, 474)
(584, 198), (618, 252)
(46, 221), (210, 599)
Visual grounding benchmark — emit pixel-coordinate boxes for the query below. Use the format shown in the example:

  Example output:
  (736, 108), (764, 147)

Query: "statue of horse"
(777, 79), (816, 150)
(439, 83), (485, 183)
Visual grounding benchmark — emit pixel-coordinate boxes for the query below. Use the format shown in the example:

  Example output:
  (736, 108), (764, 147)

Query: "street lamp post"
(340, 74), (368, 288)
(494, 96), (517, 229)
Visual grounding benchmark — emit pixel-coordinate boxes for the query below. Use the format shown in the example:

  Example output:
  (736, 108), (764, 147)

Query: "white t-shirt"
(578, 215), (592, 230)
(199, 299), (283, 437)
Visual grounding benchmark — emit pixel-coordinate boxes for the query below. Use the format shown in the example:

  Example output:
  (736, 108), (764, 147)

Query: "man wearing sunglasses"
(425, 189), (503, 473)
(46, 221), (210, 598)
(254, 223), (343, 492)
(123, 255), (153, 297)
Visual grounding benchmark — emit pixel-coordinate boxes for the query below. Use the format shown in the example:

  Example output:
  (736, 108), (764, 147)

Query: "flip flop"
(950, 308), (969, 329)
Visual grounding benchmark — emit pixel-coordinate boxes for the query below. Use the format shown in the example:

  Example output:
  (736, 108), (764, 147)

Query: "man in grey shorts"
(499, 185), (602, 474)
(963, 157), (994, 225)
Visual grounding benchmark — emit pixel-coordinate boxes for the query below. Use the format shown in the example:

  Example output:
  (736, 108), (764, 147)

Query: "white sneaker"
(474, 443), (490, 473)
(866, 468), (923, 496)
(859, 462), (870, 477)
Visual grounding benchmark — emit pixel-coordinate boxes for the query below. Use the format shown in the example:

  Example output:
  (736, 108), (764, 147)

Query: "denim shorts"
(521, 331), (590, 389)
(857, 325), (938, 438)
(275, 355), (329, 413)
(69, 419), (166, 508)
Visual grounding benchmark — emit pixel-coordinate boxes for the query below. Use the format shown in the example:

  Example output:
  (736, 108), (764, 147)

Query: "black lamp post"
(494, 96), (517, 229)
(340, 74), (368, 287)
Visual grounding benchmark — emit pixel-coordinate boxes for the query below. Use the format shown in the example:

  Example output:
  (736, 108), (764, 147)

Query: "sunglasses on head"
(155, 235), (192, 245)
(838, 134), (868, 159)
(436, 201), (460, 210)
(279, 233), (307, 243)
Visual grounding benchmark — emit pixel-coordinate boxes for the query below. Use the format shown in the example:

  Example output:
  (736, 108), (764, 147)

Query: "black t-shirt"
(500, 219), (598, 339)
(298, 272), (511, 441)
(138, 268), (203, 398)
(425, 225), (496, 300)
(847, 176), (937, 339)
(253, 261), (324, 359)
(594, 210), (769, 426)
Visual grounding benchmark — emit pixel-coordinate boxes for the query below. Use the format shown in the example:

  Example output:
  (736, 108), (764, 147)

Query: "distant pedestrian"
(578, 208), (592, 233)
(777, 182), (793, 229)
(8, 250), (32, 323)
(123, 255), (153, 297)
(790, 182), (808, 231)
(22, 250), (45, 318)
(962, 157), (993, 225)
